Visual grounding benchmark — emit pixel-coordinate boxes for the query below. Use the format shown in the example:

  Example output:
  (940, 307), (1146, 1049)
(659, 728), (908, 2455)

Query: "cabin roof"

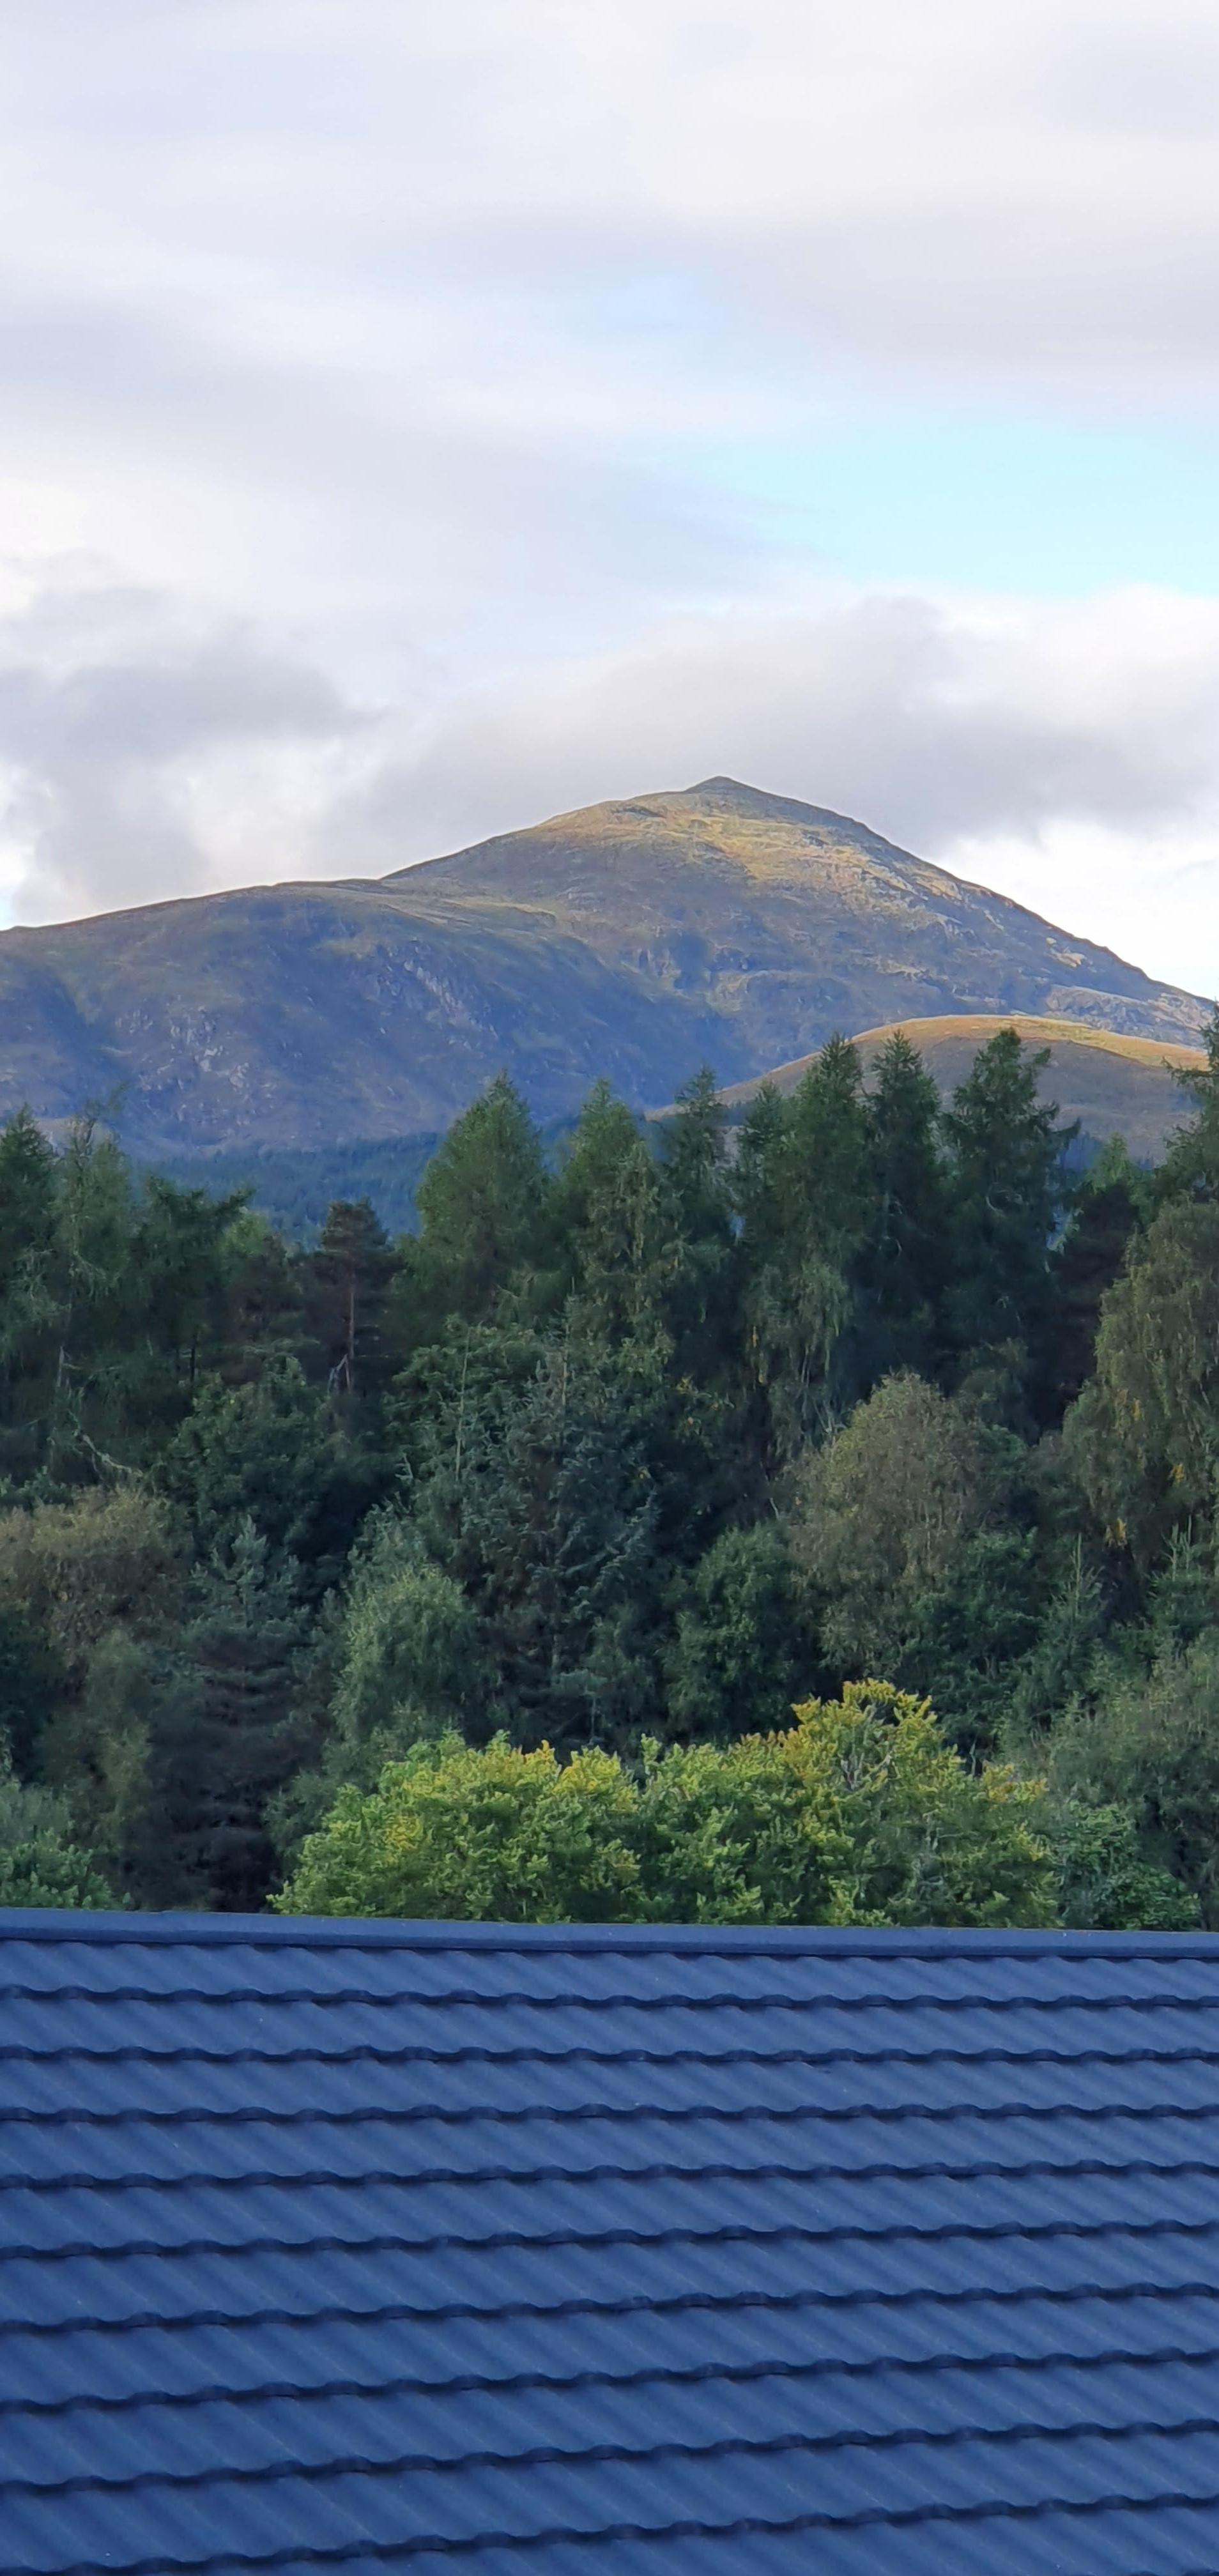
(2, 1908), (1218, 2574)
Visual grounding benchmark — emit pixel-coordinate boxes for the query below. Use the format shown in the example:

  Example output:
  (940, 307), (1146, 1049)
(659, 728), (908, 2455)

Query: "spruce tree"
(861, 1032), (949, 1380)
(158, 1517), (311, 1910)
(942, 1028), (1074, 1386)
(658, 1068), (736, 1384)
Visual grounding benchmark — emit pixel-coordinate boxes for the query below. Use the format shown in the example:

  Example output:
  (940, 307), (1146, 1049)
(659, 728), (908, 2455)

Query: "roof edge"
(1, 1909), (1217, 1957)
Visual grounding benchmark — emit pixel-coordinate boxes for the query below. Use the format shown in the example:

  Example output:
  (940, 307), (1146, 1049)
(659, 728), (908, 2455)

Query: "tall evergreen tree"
(941, 1028), (1073, 1390)
(1158, 1006), (1219, 1204)
(861, 1032), (949, 1380)
(555, 1085), (674, 1365)
(0, 1109), (57, 1294)
(306, 1198), (396, 1397)
(658, 1068), (736, 1384)
(436, 1340), (663, 1751)
(157, 1517), (311, 1910)
(744, 1038), (873, 1451)
(0, 1110), (60, 1475)
(1045, 1138), (1149, 1420)
(404, 1074), (551, 1338)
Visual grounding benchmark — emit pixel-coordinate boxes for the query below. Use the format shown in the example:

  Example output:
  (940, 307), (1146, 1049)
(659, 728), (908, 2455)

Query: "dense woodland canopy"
(2, 1016), (1219, 1929)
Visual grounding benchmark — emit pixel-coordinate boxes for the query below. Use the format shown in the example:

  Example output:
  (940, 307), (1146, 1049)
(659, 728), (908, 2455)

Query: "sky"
(0, 0), (1218, 996)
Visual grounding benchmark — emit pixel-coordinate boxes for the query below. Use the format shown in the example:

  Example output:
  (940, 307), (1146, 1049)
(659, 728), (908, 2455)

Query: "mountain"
(0, 778), (1206, 1155)
(719, 1015), (1208, 1163)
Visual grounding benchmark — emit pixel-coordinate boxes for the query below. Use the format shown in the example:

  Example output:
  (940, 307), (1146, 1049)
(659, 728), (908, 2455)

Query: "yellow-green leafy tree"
(277, 1681), (1054, 1929)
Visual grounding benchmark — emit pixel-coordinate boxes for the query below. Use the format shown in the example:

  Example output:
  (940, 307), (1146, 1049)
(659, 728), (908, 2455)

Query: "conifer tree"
(1158, 1006), (1219, 1204)
(861, 1032), (949, 1379)
(941, 1027), (1073, 1385)
(657, 1068), (736, 1384)
(406, 1073), (551, 1335)
(555, 1084), (674, 1365)
(744, 1038), (873, 1450)
(0, 1109), (60, 1472)
(307, 1198), (396, 1397)
(157, 1517), (311, 1910)
(0, 1108), (57, 1296)
(1045, 1138), (1149, 1418)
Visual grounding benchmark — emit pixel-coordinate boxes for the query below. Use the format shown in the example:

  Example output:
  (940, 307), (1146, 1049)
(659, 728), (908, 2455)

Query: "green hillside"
(0, 779), (1206, 1155)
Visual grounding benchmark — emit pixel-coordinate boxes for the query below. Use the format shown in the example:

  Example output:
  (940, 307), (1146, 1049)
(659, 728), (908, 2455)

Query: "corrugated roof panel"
(2, 1912), (1219, 2573)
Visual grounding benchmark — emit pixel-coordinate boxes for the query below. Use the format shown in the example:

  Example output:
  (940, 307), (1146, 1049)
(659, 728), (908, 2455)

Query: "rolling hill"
(719, 1015), (1209, 1162)
(0, 778), (1206, 1155)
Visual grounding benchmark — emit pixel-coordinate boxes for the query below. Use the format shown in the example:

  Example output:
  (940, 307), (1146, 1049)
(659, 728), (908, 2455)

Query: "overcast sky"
(1, 0), (1217, 993)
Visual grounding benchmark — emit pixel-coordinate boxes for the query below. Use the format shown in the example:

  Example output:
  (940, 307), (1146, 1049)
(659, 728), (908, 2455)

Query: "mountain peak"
(0, 777), (1205, 1158)
(662, 776), (875, 834)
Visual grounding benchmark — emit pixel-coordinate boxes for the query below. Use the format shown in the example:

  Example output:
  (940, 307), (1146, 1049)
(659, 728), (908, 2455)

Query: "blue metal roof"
(2, 1913), (1219, 2575)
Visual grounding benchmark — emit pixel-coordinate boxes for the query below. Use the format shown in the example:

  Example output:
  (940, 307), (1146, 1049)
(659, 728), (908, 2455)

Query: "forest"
(1, 1019), (1218, 1929)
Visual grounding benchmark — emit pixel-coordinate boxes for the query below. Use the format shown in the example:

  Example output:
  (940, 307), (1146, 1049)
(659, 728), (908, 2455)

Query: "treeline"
(1, 1018), (1218, 1927)
(146, 1131), (445, 1243)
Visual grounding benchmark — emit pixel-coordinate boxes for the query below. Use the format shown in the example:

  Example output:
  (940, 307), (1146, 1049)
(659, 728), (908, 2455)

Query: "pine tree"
(307, 1198), (396, 1397)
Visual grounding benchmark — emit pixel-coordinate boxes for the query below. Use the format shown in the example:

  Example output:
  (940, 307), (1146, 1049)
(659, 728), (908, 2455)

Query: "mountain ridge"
(0, 778), (1206, 1155)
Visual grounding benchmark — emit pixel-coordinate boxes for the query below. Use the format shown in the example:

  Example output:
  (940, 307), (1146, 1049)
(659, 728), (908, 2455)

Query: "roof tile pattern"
(1, 1915), (1218, 2573)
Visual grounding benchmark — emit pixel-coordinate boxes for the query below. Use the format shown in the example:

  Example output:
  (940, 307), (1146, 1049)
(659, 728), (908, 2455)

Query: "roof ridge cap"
(1, 1911), (1219, 1960)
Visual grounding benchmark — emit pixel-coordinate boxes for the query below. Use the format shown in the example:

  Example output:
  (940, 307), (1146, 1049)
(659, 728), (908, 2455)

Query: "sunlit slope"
(0, 779), (1206, 1154)
(720, 1014), (1209, 1160)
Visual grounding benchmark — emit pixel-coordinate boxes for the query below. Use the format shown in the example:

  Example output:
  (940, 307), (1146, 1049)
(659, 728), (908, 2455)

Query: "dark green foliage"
(416, 1335), (664, 1751)
(666, 1526), (813, 1739)
(157, 1354), (375, 1581)
(1052, 1799), (1197, 1931)
(404, 1075), (553, 1337)
(1157, 1006), (1219, 1205)
(0, 1601), (63, 1777)
(859, 1032), (951, 1379)
(0, 1012), (1216, 1928)
(147, 1134), (445, 1243)
(1045, 1138), (1150, 1418)
(154, 1520), (312, 1912)
(303, 1200), (397, 1399)
(0, 1768), (114, 1909)
(942, 1028), (1075, 1394)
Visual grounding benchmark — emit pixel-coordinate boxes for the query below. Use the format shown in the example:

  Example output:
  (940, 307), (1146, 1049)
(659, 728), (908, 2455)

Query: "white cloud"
(0, 567), (367, 919)
(0, 0), (1216, 997)
(332, 583), (1219, 997)
(4, 562), (1215, 1004)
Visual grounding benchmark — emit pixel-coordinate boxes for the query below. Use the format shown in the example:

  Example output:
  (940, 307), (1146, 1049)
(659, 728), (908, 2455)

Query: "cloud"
(0, 559), (1216, 999)
(334, 584), (1219, 995)
(0, 0), (1216, 1001)
(0, 568), (368, 919)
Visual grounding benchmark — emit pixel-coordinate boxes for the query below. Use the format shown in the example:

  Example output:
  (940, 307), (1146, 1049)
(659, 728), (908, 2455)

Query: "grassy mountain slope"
(721, 1014), (1208, 1161)
(0, 779), (1206, 1154)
